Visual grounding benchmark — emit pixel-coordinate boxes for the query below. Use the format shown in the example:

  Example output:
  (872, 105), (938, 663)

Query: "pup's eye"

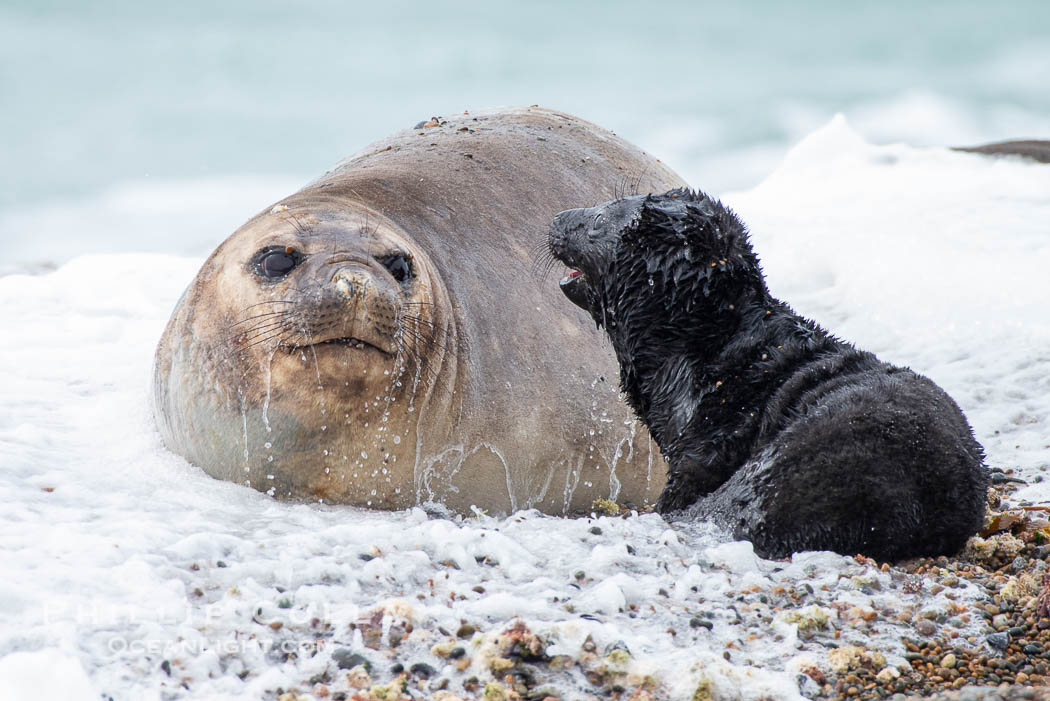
(379, 252), (413, 283)
(256, 246), (301, 279)
(593, 213), (606, 230)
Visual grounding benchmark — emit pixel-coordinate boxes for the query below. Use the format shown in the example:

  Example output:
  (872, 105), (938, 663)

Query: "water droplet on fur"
(264, 442), (272, 449)
(393, 435), (401, 445)
(323, 449), (329, 456)
(361, 451), (368, 459)
(267, 455), (273, 462)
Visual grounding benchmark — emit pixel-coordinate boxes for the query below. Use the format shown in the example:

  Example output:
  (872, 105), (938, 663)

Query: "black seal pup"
(547, 188), (988, 560)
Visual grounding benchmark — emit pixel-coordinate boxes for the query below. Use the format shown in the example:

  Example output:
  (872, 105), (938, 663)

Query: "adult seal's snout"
(333, 271), (364, 301)
(152, 106), (686, 514)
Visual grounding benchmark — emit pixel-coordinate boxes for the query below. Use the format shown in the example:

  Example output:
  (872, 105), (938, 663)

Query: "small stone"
(388, 626), (405, 647)
(431, 641), (456, 658)
(548, 655), (574, 670)
(432, 692), (465, 701)
(942, 653), (957, 668)
(689, 616), (713, 630)
(332, 650), (371, 672)
(992, 613), (1010, 629)
(346, 666), (371, 689)
(588, 526), (602, 535)
(915, 620), (937, 636)
(456, 623), (477, 639)
(483, 681), (508, 701)
(875, 666), (900, 684)
(987, 632), (1009, 650)
(410, 662), (436, 679)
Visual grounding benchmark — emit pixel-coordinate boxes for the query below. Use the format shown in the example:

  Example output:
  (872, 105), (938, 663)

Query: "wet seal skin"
(152, 107), (688, 515)
(953, 139), (1050, 163)
(547, 188), (989, 559)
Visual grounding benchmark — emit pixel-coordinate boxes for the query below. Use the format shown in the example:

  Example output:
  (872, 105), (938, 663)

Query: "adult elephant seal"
(153, 107), (685, 515)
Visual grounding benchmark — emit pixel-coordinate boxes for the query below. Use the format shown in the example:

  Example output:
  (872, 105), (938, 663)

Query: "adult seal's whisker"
(231, 309), (294, 326)
(230, 316), (296, 340)
(240, 300), (297, 310)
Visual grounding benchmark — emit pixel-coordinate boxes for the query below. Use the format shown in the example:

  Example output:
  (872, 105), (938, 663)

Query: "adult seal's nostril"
(334, 272), (369, 301)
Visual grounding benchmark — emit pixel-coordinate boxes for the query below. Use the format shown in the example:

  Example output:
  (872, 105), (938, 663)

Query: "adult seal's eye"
(256, 246), (301, 279)
(379, 252), (413, 283)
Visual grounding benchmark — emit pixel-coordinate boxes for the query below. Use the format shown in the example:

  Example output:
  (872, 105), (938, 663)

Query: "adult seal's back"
(153, 107), (685, 514)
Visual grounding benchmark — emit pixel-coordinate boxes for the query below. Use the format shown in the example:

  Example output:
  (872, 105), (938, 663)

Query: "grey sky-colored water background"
(2, 0), (1049, 269)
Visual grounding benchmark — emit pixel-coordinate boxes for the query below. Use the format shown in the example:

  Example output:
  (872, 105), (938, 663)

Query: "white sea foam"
(1, 119), (1048, 700)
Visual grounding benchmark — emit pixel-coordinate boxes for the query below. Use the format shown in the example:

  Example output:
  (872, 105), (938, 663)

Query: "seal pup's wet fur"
(548, 188), (988, 560)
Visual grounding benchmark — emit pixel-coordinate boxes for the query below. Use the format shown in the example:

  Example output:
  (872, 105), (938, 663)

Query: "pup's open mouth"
(560, 269), (583, 286)
(558, 269), (591, 311)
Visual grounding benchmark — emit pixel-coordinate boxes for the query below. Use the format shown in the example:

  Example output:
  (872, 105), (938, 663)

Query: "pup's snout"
(549, 208), (588, 261)
(550, 209), (573, 233)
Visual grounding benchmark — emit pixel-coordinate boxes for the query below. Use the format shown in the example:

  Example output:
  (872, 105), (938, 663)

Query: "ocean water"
(2, 0), (1049, 271)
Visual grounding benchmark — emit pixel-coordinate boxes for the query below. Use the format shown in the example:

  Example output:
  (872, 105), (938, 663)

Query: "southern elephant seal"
(153, 107), (686, 514)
